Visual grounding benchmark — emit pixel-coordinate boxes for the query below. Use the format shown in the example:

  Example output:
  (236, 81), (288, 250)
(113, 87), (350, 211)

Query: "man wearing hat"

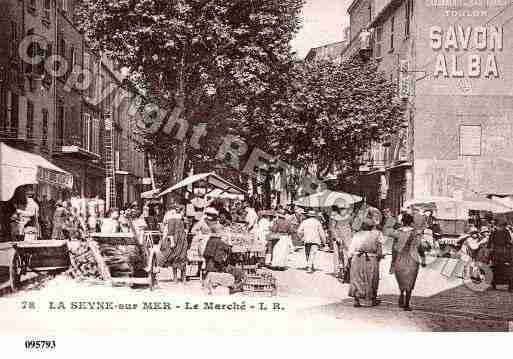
(297, 210), (327, 273)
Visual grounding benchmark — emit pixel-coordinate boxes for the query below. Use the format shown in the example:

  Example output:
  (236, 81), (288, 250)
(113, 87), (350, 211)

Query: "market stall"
(159, 172), (246, 199)
(404, 196), (513, 248)
(0, 142), (74, 291)
(160, 173), (252, 278)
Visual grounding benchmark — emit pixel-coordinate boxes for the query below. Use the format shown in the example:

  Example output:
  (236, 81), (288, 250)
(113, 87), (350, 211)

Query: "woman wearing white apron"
(269, 210), (294, 269)
(257, 211), (274, 264)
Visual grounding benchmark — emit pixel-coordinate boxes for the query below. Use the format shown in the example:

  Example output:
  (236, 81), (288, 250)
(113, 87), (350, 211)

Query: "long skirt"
(348, 256), (380, 301)
(158, 231), (188, 269)
(394, 252), (420, 291)
(491, 247), (513, 286)
(271, 235), (292, 268)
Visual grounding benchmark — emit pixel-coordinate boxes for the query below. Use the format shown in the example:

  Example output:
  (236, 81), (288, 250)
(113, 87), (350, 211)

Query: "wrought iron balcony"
(0, 126), (19, 140)
(53, 135), (101, 161)
(0, 126), (38, 145)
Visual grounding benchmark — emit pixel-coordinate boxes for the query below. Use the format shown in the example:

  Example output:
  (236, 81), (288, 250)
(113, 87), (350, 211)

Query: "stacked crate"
(242, 270), (277, 297)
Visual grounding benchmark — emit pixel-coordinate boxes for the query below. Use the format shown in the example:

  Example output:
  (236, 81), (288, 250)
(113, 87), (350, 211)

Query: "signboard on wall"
(398, 60), (414, 98)
(36, 167), (73, 189)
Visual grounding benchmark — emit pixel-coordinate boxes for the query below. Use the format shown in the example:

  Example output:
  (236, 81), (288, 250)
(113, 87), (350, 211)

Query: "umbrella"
(295, 190), (362, 208)
(140, 188), (161, 199)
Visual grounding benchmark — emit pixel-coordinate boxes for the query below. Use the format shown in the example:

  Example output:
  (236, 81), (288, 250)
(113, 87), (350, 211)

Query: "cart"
(0, 240), (70, 292)
(89, 231), (161, 290)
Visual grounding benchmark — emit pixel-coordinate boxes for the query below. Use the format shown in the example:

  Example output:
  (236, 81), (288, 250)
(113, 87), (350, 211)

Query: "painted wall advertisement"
(416, 0), (513, 96)
(414, 1), (513, 198)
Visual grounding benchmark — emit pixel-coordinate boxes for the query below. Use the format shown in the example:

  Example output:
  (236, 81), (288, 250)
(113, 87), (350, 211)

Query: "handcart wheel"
(9, 252), (22, 292)
(148, 254), (158, 290)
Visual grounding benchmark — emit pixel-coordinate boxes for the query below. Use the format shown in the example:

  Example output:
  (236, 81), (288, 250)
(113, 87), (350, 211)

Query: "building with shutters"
(342, 0), (513, 213)
(0, 0), (147, 208)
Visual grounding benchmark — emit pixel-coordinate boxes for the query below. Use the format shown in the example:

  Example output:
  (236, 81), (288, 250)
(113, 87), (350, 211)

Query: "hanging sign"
(36, 167), (73, 189)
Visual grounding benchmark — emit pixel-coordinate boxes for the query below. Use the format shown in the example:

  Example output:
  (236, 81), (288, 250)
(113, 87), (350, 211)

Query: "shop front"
(0, 142), (73, 240)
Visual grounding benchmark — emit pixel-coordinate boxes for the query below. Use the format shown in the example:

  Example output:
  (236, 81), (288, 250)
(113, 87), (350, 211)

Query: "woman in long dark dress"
(389, 213), (426, 311)
(348, 218), (383, 307)
(488, 219), (513, 291)
(158, 206), (188, 282)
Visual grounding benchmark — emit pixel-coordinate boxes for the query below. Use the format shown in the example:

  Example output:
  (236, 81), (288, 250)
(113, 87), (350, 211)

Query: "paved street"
(1, 247), (512, 332)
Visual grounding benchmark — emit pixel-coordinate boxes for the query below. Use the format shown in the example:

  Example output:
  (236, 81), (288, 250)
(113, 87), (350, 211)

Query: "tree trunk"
(172, 141), (187, 185)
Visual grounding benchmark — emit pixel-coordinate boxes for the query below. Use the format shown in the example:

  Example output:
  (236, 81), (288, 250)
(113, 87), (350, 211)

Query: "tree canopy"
(258, 57), (406, 179)
(76, 0), (305, 187)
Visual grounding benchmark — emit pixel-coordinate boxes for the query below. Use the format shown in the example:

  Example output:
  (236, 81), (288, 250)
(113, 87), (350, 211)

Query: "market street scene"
(2, 0), (513, 333)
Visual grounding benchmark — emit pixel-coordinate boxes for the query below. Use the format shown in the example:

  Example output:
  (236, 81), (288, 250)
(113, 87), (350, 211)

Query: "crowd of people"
(3, 184), (512, 302)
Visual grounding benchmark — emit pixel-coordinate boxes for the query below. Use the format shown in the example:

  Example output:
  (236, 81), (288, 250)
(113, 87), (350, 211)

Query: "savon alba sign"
(430, 25), (502, 78)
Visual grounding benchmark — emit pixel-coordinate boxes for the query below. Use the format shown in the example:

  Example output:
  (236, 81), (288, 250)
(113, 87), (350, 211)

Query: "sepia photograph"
(1, 0), (513, 343)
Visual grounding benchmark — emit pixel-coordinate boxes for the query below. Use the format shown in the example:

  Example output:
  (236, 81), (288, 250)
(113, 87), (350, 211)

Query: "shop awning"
(159, 172), (246, 197)
(0, 142), (73, 201)
(404, 196), (513, 220)
(141, 188), (161, 199)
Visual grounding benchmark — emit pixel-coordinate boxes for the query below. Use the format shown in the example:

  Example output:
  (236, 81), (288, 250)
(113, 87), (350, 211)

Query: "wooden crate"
(242, 274), (277, 296)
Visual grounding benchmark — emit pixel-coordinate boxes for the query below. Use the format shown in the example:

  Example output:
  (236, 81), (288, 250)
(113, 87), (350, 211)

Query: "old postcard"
(1, 0), (513, 344)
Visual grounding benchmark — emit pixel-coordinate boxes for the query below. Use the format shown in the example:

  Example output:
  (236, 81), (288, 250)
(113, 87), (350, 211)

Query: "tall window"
(26, 29), (36, 74)
(390, 17), (395, 52)
(42, 109), (48, 149)
(405, 0), (412, 38)
(26, 101), (34, 140)
(56, 105), (64, 146)
(83, 113), (92, 151)
(59, 37), (66, 58)
(375, 25), (383, 59)
(92, 117), (100, 154)
(42, 43), (53, 85)
(0, 88), (6, 130)
(44, 0), (51, 9)
(70, 46), (76, 68)
(10, 93), (19, 132)
(9, 22), (17, 59)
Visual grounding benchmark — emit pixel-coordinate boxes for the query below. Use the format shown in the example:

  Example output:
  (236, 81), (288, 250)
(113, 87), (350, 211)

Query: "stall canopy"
(295, 190), (362, 208)
(0, 142), (73, 201)
(158, 172), (246, 197)
(404, 196), (513, 220)
(141, 188), (161, 199)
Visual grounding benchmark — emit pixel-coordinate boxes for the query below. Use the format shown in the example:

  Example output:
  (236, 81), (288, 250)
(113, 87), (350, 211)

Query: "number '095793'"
(24, 340), (56, 350)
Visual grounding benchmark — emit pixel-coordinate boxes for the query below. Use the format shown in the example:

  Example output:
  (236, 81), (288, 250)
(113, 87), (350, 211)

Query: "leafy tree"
(262, 56), (406, 182)
(76, 0), (304, 187)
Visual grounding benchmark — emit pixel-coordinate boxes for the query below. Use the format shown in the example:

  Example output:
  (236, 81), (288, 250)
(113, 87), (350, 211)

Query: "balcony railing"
(53, 135), (101, 160)
(0, 126), (19, 140)
(0, 126), (37, 145)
